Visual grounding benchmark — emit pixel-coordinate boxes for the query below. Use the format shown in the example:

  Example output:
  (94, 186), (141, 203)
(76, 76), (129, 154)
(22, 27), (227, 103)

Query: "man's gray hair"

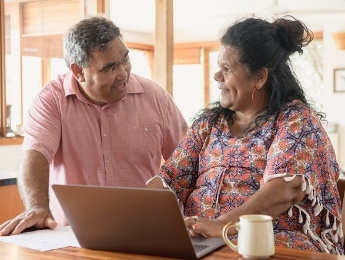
(63, 15), (122, 68)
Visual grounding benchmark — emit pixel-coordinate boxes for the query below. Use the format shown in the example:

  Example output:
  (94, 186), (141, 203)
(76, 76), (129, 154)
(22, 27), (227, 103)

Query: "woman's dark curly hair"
(196, 16), (324, 127)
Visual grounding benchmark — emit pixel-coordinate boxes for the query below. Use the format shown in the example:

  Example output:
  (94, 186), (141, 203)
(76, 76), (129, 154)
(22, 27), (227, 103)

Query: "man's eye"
(123, 56), (129, 64)
(105, 66), (116, 73)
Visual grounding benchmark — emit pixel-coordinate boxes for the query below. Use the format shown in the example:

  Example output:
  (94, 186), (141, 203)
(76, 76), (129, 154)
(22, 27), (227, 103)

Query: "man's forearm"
(17, 150), (50, 210)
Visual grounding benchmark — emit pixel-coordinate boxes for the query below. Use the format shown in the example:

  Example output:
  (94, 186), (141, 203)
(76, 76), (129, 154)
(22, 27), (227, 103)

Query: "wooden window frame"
(1, 0), (6, 138)
(0, 1), (23, 144)
(0, 0), (104, 145)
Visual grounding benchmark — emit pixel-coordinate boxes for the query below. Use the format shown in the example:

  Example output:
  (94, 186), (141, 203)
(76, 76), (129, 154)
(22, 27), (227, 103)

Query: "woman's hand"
(184, 216), (226, 238)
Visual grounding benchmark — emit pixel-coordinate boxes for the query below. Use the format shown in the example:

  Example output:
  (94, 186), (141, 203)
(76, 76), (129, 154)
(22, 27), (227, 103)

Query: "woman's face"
(213, 45), (257, 112)
(77, 37), (132, 105)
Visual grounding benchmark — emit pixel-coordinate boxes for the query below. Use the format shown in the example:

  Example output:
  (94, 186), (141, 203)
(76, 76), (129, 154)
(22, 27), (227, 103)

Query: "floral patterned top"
(157, 100), (343, 254)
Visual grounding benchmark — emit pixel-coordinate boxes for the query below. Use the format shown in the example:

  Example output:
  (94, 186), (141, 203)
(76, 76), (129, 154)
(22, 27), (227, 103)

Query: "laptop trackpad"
(191, 237), (225, 257)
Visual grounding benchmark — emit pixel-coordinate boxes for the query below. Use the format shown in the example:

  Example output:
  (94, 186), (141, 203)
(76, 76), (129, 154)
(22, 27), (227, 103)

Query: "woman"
(147, 16), (343, 254)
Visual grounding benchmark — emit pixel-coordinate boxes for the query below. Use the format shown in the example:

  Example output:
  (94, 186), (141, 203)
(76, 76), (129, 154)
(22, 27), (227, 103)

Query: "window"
(291, 39), (324, 110)
(128, 48), (152, 79)
(0, 0), (153, 142)
(1, 0), (80, 141)
(173, 45), (219, 125)
(173, 64), (204, 124)
(209, 51), (221, 103)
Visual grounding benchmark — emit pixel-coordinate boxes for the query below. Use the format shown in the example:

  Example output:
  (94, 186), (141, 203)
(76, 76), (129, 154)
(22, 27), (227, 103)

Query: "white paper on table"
(0, 225), (80, 251)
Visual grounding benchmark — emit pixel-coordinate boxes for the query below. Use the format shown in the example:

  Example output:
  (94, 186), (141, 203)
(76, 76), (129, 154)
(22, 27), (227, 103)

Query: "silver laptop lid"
(52, 184), (224, 259)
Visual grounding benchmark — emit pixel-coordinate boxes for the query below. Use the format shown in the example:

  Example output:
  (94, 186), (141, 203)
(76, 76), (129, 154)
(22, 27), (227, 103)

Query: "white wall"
(0, 145), (21, 172)
(322, 20), (345, 170)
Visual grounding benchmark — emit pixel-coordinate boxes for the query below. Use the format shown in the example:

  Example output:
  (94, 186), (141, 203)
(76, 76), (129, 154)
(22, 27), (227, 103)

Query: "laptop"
(52, 184), (225, 259)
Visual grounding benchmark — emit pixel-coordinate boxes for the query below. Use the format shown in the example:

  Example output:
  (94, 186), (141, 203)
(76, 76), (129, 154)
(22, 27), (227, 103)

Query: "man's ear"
(70, 63), (85, 82)
(256, 67), (268, 90)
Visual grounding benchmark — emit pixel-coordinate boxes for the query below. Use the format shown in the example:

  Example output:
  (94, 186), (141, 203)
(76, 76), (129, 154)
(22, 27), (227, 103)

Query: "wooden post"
(154, 0), (173, 96)
(82, 0), (106, 16)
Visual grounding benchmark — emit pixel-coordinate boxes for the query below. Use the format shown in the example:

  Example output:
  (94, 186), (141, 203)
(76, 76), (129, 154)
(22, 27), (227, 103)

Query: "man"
(0, 16), (187, 235)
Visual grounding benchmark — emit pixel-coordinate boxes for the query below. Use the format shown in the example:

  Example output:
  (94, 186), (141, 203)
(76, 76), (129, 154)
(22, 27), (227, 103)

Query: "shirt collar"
(127, 73), (144, 94)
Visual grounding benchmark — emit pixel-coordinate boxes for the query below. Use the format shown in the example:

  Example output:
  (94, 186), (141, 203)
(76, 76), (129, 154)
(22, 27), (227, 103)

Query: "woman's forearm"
(217, 175), (306, 234)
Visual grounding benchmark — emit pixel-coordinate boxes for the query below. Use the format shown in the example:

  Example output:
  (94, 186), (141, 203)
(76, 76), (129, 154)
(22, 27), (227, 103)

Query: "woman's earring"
(251, 88), (264, 106)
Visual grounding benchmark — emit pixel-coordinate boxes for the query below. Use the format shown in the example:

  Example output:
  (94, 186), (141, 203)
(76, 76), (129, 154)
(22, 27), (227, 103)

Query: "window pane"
(5, 13), (20, 137)
(21, 56), (42, 130)
(291, 39), (324, 110)
(3, 0), (78, 138)
(129, 48), (151, 79)
(173, 64), (204, 124)
(50, 58), (69, 79)
(209, 51), (220, 103)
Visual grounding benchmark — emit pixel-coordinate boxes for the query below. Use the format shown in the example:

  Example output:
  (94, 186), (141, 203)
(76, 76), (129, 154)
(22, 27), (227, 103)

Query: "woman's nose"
(213, 70), (223, 82)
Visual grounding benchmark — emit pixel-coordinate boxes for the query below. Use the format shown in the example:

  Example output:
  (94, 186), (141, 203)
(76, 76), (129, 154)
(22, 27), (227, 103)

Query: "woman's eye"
(225, 67), (234, 75)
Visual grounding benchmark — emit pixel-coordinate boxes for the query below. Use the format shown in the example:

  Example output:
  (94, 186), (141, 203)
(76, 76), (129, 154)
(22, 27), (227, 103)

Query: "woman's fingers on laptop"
(0, 208), (57, 236)
(184, 216), (198, 229)
(190, 218), (225, 238)
(184, 216), (207, 237)
(184, 216), (201, 236)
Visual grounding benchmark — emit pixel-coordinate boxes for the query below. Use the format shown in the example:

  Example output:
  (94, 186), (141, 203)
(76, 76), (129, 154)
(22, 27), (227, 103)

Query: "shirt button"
(144, 128), (148, 131)
(103, 133), (107, 137)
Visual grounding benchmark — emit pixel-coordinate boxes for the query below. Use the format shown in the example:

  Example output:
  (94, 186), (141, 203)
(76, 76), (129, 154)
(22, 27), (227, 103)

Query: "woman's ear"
(70, 63), (85, 82)
(256, 68), (268, 89)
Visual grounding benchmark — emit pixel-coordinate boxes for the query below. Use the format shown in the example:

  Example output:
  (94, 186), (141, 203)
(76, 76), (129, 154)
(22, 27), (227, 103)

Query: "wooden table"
(1, 242), (345, 260)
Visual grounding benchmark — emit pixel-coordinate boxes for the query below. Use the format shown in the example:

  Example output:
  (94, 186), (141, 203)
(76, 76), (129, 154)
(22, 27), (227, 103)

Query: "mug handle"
(222, 222), (239, 252)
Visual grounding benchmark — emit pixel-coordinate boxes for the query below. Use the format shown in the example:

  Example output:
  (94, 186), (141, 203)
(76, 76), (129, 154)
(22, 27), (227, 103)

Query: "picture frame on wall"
(333, 68), (345, 93)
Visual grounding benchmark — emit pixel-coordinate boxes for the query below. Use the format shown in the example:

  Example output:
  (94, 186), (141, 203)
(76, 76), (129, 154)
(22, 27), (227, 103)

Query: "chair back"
(338, 178), (345, 207)
(337, 178), (345, 250)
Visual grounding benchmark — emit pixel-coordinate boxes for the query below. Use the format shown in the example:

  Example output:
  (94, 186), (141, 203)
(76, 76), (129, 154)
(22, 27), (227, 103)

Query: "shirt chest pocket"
(127, 125), (161, 165)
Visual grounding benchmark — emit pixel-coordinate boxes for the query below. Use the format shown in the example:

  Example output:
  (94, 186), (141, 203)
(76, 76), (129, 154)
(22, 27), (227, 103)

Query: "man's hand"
(0, 208), (57, 236)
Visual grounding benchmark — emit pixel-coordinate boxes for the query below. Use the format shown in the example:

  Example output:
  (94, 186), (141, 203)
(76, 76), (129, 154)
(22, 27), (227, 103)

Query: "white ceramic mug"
(222, 214), (275, 259)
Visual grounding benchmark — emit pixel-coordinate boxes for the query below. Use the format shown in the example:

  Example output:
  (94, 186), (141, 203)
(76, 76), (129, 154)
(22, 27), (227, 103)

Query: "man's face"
(78, 37), (132, 105)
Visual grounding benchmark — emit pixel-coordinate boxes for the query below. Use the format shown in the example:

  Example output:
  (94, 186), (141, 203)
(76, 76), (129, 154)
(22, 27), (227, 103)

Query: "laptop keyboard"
(193, 244), (209, 252)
